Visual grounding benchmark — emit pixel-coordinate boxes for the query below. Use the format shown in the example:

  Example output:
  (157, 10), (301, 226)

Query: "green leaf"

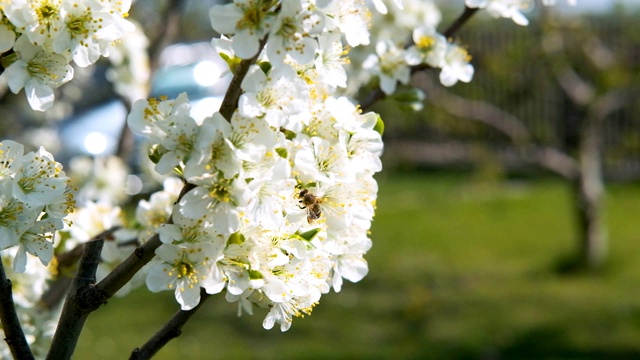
(374, 114), (385, 136)
(388, 87), (425, 111)
(148, 144), (162, 164)
(219, 52), (242, 74)
(0, 52), (18, 69)
(227, 232), (246, 245)
(275, 147), (288, 158)
(248, 269), (263, 280)
(280, 128), (297, 140)
(296, 228), (321, 241)
(258, 61), (272, 74)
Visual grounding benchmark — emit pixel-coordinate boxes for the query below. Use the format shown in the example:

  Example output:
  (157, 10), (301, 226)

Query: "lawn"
(74, 171), (640, 359)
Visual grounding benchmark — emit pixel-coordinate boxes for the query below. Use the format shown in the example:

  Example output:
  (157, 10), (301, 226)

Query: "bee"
(298, 189), (323, 223)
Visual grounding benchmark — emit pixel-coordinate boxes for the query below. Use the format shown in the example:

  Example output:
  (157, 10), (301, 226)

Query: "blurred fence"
(381, 10), (640, 180)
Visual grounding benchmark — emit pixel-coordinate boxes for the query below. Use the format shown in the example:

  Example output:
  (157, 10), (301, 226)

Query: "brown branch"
(129, 290), (211, 360)
(92, 182), (192, 300)
(531, 145), (580, 179)
(0, 259), (34, 360)
(40, 227), (121, 310)
(361, 6), (479, 111)
(414, 73), (581, 179)
(443, 7), (479, 39)
(46, 239), (104, 360)
(588, 88), (631, 122)
(541, 20), (595, 106)
(219, 38), (267, 120)
(416, 73), (533, 144)
(148, 0), (185, 74)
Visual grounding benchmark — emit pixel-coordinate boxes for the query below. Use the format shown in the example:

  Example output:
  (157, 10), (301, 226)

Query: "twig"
(361, 6), (479, 111)
(129, 290), (211, 360)
(443, 7), (479, 39)
(0, 259), (34, 360)
(46, 239), (104, 360)
(92, 183), (193, 300)
(219, 38), (268, 120)
(148, 0), (185, 73)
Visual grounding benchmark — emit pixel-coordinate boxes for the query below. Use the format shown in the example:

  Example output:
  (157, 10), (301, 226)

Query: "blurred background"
(2, 0), (640, 358)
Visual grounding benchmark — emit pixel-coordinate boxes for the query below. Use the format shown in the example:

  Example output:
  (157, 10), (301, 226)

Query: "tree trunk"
(572, 114), (607, 269)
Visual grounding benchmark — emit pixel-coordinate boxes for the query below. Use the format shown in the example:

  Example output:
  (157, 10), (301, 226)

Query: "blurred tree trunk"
(568, 89), (629, 269)
(541, 15), (630, 271)
(571, 111), (606, 268)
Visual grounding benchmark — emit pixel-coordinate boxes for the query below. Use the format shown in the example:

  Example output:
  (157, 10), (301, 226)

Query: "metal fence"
(382, 13), (640, 180)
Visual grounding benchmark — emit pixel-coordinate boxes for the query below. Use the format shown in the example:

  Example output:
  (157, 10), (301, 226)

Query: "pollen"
(416, 36), (435, 50)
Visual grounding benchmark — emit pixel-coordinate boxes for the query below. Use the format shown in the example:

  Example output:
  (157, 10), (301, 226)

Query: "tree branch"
(443, 6), (479, 39)
(530, 145), (580, 179)
(129, 290), (211, 360)
(414, 73), (581, 179)
(92, 183), (192, 300)
(219, 38), (267, 120)
(541, 20), (595, 106)
(416, 73), (533, 144)
(0, 258), (34, 360)
(40, 227), (121, 310)
(148, 0), (185, 73)
(46, 239), (104, 360)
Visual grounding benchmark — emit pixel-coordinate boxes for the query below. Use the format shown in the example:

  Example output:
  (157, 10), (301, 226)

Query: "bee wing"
(308, 210), (320, 220)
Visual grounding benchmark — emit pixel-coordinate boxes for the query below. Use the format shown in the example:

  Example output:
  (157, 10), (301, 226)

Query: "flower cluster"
(465, 0), (577, 26)
(362, 17), (474, 92)
(0, 0), (579, 346)
(122, 0), (384, 331)
(0, 0), (133, 110)
(352, 0), (577, 95)
(0, 140), (74, 273)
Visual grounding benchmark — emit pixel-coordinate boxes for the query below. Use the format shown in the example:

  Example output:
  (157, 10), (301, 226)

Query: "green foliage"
(74, 172), (640, 359)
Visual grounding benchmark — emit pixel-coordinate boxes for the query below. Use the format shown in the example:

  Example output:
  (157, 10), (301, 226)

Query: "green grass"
(73, 172), (640, 359)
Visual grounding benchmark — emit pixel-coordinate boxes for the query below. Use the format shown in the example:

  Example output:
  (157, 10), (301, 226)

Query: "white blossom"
(465, 0), (532, 26)
(439, 43), (474, 87)
(362, 39), (410, 95)
(266, 0), (324, 66)
(53, 0), (134, 67)
(2, 35), (73, 111)
(209, 0), (275, 59)
(146, 243), (225, 310)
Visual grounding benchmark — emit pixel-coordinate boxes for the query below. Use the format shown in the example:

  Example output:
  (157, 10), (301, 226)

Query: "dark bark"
(46, 239), (104, 360)
(0, 260), (34, 360)
(129, 291), (211, 360)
